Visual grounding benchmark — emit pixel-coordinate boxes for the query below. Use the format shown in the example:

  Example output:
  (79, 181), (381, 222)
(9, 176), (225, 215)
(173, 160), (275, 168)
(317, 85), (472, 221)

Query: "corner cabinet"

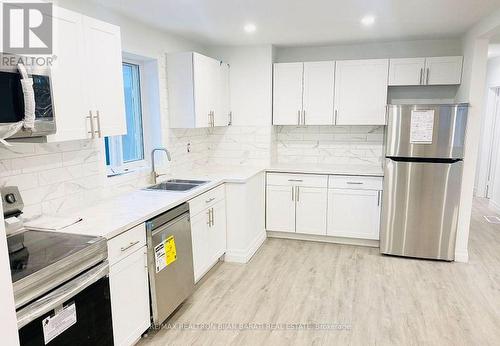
(46, 6), (126, 142)
(388, 56), (463, 86)
(188, 185), (227, 283)
(266, 173), (328, 235)
(334, 59), (389, 125)
(273, 61), (334, 125)
(167, 52), (231, 128)
(327, 176), (383, 240)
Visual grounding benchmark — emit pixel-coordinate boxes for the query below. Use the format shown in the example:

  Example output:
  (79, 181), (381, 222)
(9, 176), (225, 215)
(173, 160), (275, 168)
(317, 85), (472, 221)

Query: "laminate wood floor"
(139, 198), (500, 345)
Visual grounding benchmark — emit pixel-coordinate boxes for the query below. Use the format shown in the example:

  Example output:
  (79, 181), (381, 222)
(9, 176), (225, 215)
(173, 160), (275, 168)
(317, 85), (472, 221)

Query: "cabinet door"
(425, 56), (463, 85)
(388, 58), (425, 86)
(327, 189), (381, 240)
(208, 200), (227, 263)
(266, 185), (296, 232)
(302, 61), (335, 125)
(109, 247), (150, 346)
(295, 187), (327, 235)
(193, 53), (219, 128)
(47, 7), (90, 142)
(215, 62), (230, 126)
(272, 63), (303, 125)
(83, 16), (126, 137)
(334, 59), (388, 125)
(190, 209), (209, 283)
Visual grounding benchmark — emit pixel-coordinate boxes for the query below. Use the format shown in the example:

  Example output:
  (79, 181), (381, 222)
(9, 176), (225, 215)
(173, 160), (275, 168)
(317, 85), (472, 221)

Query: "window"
(105, 62), (145, 173)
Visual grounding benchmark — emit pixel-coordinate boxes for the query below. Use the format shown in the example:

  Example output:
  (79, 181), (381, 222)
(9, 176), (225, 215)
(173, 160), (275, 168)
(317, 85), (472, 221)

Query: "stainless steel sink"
(145, 179), (209, 192)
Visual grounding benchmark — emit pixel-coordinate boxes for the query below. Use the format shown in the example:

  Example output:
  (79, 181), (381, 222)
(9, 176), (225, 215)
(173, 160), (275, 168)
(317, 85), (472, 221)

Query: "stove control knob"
(5, 193), (16, 204)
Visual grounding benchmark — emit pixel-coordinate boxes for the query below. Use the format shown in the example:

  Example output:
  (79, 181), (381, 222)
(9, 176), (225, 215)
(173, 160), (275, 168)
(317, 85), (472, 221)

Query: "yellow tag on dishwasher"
(165, 235), (177, 266)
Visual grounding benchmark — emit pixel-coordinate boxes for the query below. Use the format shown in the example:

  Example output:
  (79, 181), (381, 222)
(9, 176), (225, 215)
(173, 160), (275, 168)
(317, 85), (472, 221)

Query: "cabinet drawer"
(108, 223), (146, 265)
(266, 173), (328, 188)
(189, 184), (225, 217)
(328, 175), (383, 190)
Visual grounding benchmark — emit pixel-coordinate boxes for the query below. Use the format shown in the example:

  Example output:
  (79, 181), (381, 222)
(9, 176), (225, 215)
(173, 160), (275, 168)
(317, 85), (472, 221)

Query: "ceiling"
(92, 0), (500, 46)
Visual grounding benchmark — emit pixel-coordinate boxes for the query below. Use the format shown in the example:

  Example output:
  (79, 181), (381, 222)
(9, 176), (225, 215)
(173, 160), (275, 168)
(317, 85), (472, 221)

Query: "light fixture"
(244, 23), (257, 33)
(361, 15), (375, 27)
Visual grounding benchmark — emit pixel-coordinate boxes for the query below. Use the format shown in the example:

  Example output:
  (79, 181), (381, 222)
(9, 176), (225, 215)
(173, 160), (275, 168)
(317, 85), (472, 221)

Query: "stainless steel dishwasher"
(146, 203), (195, 326)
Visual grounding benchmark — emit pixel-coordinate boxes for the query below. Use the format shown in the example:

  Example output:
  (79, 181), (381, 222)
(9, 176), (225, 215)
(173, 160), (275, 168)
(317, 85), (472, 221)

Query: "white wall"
(475, 57), (500, 199)
(274, 38), (463, 62)
(454, 8), (500, 262)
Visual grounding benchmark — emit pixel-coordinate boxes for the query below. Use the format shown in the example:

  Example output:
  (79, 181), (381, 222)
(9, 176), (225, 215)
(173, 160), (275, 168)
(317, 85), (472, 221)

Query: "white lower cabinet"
(295, 187), (327, 235)
(266, 185), (295, 233)
(327, 175), (383, 240)
(189, 186), (227, 283)
(265, 173), (328, 235)
(327, 189), (381, 240)
(266, 172), (383, 242)
(109, 247), (150, 346)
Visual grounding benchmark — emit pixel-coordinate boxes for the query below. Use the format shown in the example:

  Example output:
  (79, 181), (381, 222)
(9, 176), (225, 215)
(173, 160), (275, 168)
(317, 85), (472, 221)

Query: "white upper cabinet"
(83, 16), (126, 137)
(425, 56), (463, 85)
(46, 6), (126, 142)
(47, 7), (88, 142)
(302, 61), (335, 125)
(168, 52), (230, 128)
(273, 61), (334, 125)
(334, 59), (389, 125)
(215, 62), (231, 126)
(272, 62), (304, 125)
(388, 58), (426, 86)
(388, 56), (463, 86)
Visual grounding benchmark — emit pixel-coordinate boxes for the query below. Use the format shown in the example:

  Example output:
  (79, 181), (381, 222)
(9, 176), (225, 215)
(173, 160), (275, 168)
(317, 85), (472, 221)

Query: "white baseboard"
(454, 249), (469, 263)
(267, 231), (380, 248)
(225, 231), (267, 264)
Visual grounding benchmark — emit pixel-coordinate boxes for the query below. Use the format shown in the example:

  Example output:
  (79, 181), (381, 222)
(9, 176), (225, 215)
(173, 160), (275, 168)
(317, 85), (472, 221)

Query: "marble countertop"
(267, 163), (384, 177)
(54, 164), (383, 240)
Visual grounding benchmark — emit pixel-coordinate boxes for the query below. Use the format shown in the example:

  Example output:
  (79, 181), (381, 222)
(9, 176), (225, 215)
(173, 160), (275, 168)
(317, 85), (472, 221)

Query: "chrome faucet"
(151, 148), (171, 183)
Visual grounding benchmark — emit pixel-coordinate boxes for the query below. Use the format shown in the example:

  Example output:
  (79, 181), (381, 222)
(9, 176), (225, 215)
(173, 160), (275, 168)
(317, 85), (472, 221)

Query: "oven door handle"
(16, 261), (109, 329)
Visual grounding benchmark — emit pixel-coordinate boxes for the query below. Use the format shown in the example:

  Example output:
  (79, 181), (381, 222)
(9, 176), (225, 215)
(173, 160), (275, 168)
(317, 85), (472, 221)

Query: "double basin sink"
(145, 179), (209, 192)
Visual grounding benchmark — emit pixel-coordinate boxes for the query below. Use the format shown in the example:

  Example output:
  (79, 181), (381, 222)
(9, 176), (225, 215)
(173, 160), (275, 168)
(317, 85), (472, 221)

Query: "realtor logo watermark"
(3, 2), (52, 54)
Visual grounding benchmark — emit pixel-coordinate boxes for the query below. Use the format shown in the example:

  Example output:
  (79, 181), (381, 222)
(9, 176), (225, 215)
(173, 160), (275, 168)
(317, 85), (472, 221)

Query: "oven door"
(16, 262), (114, 346)
(0, 70), (55, 138)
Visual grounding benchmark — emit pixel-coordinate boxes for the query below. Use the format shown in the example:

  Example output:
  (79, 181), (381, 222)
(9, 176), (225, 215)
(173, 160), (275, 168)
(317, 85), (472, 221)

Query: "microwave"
(0, 63), (56, 139)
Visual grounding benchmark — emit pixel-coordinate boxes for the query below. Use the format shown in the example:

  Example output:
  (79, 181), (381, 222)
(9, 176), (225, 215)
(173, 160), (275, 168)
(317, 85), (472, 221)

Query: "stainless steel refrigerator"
(380, 103), (468, 261)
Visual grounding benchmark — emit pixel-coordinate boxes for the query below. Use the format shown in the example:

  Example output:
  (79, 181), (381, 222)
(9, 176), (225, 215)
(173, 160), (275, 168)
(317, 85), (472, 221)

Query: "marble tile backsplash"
(274, 125), (385, 165)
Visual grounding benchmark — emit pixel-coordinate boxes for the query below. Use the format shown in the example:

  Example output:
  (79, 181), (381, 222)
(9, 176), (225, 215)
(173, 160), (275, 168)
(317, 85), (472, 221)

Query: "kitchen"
(1, 0), (500, 345)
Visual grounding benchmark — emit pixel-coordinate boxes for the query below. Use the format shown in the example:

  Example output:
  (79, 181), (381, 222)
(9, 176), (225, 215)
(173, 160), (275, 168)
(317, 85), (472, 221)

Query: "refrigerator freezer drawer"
(380, 158), (463, 260)
(386, 104), (468, 159)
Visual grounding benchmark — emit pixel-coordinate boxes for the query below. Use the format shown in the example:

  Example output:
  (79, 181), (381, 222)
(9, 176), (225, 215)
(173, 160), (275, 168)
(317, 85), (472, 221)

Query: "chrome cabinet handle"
(296, 186), (300, 202)
(288, 179), (303, 182)
(377, 191), (382, 206)
(94, 110), (102, 138)
(346, 182), (363, 185)
(334, 110), (338, 125)
(211, 207), (214, 226)
(291, 186), (294, 201)
(426, 68), (430, 85)
(207, 209), (211, 226)
(121, 240), (140, 252)
(205, 197), (215, 204)
(228, 111), (232, 126)
(419, 68), (423, 85)
(297, 110), (301, 125)
(87, 111), (95, 139)
(303, 110), (306, 125)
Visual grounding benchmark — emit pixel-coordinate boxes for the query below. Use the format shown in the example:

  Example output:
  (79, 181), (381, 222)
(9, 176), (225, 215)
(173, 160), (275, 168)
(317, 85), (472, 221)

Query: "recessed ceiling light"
(244, 23), (257, 33)
(361, 15), (375, 27)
